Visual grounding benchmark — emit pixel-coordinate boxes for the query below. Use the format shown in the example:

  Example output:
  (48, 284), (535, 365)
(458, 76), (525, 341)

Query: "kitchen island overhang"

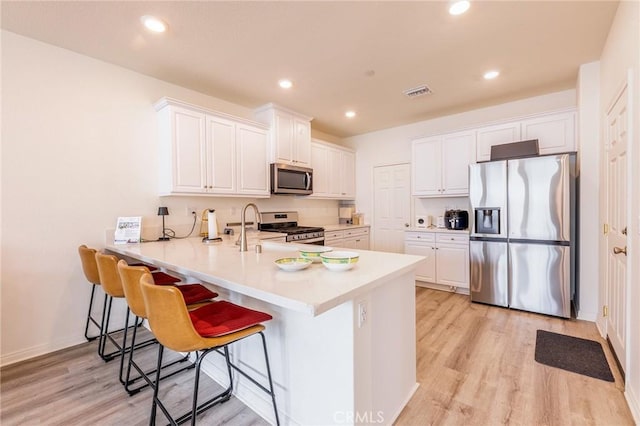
(107, 237), (423, 425)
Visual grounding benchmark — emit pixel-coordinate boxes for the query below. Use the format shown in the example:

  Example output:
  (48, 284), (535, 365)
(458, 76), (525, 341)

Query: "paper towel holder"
(201, 209), (222, 243)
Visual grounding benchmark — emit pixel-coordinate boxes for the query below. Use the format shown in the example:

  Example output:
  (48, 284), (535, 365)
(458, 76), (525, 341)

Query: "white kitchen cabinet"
(340, 150), (356, 199)
(155, 98), (269, 197)
(412, 130), (474, 197)
(434, 233), (469, 288)
(324, 226), (370, 249)
(404, 231), (469, 290)
(254, 103), (312, 167)
(342, 227), (370, 250)
(323, 229), (344, 247)
(310, 140), (356, 200)
(403, 232), (436, 283)
(310, 143), (329, 195)
(476, 109), (576, 162)
(476, 122), (521, 162)
(236, 124), (270, 195)
(521, 110), (576, 154)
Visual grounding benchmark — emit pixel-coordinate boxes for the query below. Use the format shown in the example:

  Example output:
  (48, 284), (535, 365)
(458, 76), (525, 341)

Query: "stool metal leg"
(123, 317), (192, 396)
(98, 298), (156, 363)
(153, 333), (279, 426)
(84, 284), (102, 341)
(259, 331), (280, 426)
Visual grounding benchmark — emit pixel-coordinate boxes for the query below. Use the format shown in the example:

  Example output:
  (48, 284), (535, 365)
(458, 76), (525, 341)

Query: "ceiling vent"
(403, 85), (433, 98)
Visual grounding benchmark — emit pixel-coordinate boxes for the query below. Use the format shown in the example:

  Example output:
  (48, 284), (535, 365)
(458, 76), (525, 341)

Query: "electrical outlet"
(357, 301), (367, 328)
(186, 206), (198, 216)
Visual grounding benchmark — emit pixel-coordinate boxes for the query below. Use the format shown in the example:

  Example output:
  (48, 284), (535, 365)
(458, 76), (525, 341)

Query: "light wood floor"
(1, 288), (634, 425)
(0, 328), (268, 426)
(396, 288), (634, 425)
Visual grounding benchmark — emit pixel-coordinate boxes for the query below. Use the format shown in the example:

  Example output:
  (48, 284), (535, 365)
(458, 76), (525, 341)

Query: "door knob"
(613, 246), (627, 256)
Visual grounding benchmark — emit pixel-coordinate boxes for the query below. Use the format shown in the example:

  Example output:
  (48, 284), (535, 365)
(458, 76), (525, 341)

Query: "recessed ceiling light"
(278, 79), (293, 89)
(483, 70), (500, 80)
(345, 111), (356, 119)
(141, 15), (168, 33)
(449, 0), (471, 15)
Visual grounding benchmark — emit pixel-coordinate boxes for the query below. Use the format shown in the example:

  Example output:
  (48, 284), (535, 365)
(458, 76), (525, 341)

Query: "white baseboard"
(415, 281), (470, 296)
(625, 385), (640, 426)
(385, 382), (419, 425)
(0, 336), (85, 368)
(197, 351), (286, 425)
(576, 308), (598, 322)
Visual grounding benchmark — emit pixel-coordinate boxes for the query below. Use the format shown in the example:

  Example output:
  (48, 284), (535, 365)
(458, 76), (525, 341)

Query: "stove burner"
(259, 211), (324, 243)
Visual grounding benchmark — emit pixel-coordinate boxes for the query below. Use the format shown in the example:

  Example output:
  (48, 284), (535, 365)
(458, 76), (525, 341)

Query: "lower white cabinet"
(324, 227), (370, 250)
(404, 231), (469, 290)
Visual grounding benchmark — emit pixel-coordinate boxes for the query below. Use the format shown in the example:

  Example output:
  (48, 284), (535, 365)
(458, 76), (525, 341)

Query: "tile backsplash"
(113, 196), (342, 242)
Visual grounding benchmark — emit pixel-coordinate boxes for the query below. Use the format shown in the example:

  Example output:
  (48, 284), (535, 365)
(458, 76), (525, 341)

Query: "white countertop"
(406, 226), (469, 234)
(322, 223), (370, 231)
(107, 236), (423, 317)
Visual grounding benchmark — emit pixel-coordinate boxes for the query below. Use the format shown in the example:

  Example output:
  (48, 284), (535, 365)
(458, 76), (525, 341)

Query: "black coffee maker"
(444, 209), (469, 230)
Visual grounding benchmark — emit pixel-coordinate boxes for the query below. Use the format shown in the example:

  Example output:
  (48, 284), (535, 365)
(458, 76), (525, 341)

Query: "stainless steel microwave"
(270, 163), (313, 195)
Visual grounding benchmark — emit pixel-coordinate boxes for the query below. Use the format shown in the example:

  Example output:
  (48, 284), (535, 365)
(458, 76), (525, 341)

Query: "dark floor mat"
(534, 329), (614, 382)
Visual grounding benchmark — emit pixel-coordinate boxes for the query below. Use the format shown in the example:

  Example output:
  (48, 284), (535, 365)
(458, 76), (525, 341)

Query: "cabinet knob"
(405, 223), (409, 227)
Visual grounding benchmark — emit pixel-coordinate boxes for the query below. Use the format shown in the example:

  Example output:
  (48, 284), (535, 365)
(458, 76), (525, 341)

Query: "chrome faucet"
(239, 203), (261, 252)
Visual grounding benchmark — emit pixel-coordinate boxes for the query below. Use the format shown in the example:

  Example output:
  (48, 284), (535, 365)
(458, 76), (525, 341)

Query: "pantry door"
(373, 164), (411, 253)
(605, 81), (629, 372)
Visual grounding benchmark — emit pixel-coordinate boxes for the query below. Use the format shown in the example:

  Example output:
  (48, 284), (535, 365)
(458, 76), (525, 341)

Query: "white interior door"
(605, 83), (629, 371)
(373, 164), (411, 253)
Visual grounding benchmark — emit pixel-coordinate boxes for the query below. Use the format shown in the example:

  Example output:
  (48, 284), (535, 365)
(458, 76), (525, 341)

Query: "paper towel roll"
(339, 207), (353, 219)
(207, 210), (218, 238)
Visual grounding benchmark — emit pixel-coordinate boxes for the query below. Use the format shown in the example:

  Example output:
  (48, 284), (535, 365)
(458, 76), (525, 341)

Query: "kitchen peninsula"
(107, 236), (423, 425)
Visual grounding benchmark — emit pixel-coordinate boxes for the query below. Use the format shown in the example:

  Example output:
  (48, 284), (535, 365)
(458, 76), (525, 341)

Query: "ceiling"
(1, 1), (619, 138)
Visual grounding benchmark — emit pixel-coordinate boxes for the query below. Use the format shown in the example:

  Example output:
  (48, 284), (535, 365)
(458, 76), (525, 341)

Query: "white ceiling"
(1, 1), (618, 138)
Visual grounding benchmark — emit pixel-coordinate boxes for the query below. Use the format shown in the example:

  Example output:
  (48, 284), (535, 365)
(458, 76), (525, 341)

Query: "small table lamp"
(157, 207), (170, 241)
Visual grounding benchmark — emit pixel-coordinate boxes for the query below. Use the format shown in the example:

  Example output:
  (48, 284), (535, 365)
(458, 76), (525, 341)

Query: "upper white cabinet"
(476, 122), (521, 162)
(155, 98), (269, 197)
(310, 139), (356, 200)
(254, 104), (312, 167)
(521, 110), (576, 154)
(476, 110), (576, 162)
(412, 130), (475, 197)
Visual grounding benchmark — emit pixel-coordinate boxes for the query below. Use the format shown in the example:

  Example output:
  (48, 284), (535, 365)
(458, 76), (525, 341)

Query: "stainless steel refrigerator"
(469, 153), (576, 318)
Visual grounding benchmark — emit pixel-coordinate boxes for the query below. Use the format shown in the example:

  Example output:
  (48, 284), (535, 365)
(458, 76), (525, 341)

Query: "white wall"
(598, 1), (640, 422)
(576, 61), (601, 321)
(0, 31), (338, 366)
(344, 89), (576, 232)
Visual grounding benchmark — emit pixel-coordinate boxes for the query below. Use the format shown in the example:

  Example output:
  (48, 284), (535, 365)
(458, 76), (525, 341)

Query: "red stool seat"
(151, 271), (181, 285)
(130, 263), (158, 272)
(189, 301), (273, 337)
(177, 284), (218, 305)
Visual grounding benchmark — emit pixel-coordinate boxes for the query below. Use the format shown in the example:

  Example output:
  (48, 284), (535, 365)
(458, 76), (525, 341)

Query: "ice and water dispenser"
(475, 208), (500, 234)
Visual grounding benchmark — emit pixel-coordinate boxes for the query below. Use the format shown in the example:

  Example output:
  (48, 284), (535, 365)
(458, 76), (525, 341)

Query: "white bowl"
(274, 257), (312, 272)
(320, 251), (359, 271)
(299, 246), (333, 263)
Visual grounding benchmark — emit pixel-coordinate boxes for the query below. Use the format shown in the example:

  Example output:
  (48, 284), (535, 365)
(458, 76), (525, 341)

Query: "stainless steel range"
(259, 212), (324, 245)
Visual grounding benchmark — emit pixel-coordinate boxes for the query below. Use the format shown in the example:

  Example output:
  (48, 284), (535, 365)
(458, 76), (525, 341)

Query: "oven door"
(299, 237), (325, 245)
